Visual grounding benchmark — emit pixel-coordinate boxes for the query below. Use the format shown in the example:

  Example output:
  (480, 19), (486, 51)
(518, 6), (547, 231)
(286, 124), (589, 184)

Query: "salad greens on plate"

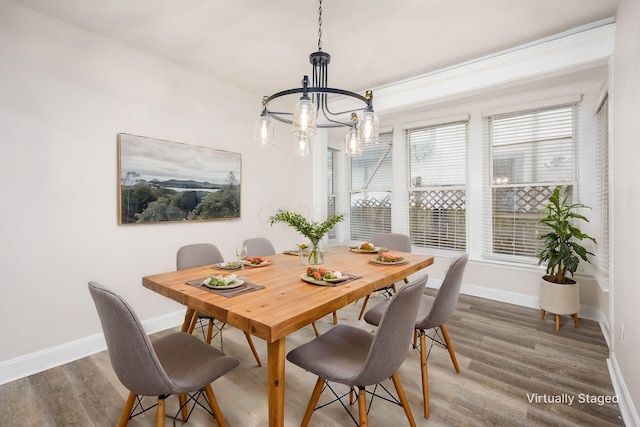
(204, 274), (239, 287)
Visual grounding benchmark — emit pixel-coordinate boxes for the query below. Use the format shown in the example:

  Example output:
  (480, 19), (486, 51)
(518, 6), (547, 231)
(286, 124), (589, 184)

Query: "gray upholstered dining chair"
(242, 237), (276, 257)
(177, 243), (262, 366)
(287, 274), (428, 427)
(364, 253), (468, 418)
(88, 281), (239, 427)
(357, 232), (412, 320)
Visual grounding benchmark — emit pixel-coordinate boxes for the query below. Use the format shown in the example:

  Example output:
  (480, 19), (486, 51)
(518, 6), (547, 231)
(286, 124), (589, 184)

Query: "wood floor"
(0, 291), (624, 427)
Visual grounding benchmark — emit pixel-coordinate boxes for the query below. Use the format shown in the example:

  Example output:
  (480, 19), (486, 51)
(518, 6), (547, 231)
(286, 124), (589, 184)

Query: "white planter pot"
(539, 278), (580, 316)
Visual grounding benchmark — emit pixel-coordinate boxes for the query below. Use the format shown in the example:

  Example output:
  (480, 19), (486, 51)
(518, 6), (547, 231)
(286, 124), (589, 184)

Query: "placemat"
(185, 278), (265, 298)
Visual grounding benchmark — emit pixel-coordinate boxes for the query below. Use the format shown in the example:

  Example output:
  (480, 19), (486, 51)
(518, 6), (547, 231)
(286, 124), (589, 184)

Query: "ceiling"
(8, 0), (619, 97)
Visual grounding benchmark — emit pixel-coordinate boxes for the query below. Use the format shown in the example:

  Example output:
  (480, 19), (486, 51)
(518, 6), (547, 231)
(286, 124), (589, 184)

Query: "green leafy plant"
(537, 187), (596, 284)
(269, 209), (344, 246)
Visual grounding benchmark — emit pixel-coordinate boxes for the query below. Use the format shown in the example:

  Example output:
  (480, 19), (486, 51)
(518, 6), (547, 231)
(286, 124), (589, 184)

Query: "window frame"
(482, 103), (579, 264)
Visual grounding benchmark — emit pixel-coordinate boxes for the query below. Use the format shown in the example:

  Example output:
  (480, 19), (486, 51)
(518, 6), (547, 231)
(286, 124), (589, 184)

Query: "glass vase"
(308, 241), (325, 265)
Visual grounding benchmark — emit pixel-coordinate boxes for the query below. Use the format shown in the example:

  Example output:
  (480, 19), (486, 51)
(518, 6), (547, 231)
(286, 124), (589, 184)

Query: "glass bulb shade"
(357, 110), (379, 145)
(294, 132), (312, 157)
(292, 98), (317, 136)
(253, 114), (275, 146)
(344, 127), (362, 157)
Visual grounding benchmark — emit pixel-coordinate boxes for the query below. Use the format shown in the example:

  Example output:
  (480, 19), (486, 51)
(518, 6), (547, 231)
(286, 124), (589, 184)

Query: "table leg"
(267, 338), (286, 427)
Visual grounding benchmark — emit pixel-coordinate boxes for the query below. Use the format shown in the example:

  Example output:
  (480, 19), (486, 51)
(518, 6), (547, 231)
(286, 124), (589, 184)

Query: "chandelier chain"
(317, 0), (323, 51)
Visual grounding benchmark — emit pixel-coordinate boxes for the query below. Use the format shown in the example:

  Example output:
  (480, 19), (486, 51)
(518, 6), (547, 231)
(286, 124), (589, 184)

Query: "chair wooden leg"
(186, 311), (199, 335)
(332, 311), (338, 324)
(118, 391), (136, 427)
(413, 329), (418, 348)
(440, 324), (460, 373)
(358, 295), (371, 320)
(178, 394), (188, 421)
(301, 377), (325, 427)
(556, 314), (561, 330)
(311, 322), (320, 337)
(572, 313), (579, 328)
(419, 331), (430, 418)
(540, 309), (546, 320)
(357, 387), (369, 427)
(244, 332), (263, 366)
(204, 384), (227, 427)
(391, 372), (417, 427)
(206, 320), (215, 344)
(156, 396), (166, 427)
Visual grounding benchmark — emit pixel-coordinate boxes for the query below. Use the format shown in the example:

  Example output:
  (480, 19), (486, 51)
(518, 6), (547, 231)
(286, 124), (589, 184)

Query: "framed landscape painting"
(118, 133), (241, 224)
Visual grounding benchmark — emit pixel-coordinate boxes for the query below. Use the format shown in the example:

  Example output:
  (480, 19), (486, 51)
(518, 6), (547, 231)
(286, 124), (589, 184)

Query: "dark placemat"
(185, 277), (265, 298)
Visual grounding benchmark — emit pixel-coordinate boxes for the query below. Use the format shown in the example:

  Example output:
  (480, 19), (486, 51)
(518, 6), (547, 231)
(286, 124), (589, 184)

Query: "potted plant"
(537, 187), (596, 329)
(270, 209), (344, 265)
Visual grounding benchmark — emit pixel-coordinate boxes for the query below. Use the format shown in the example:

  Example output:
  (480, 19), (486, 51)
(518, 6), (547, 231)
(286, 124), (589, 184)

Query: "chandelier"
(253, 0), (379, 157)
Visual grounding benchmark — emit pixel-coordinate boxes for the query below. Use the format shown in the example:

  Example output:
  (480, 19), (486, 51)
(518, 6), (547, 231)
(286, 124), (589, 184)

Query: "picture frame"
(118, 133), (241, 224)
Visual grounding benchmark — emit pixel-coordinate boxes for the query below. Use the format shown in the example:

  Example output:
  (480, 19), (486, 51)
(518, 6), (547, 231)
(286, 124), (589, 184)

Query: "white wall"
(611, 0), (640, 423)
(0, 0), (312, 380)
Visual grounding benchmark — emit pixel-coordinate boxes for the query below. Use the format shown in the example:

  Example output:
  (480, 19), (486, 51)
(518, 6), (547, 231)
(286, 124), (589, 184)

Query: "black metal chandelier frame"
(259, 1), (375, 130)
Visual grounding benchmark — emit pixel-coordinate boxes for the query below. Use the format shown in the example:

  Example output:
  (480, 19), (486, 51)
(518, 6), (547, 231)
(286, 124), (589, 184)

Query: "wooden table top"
(142, 246), (434, 342)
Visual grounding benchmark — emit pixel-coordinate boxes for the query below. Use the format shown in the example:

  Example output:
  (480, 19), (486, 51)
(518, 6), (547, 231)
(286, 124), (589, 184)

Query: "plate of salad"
(203, 274), (244, 289)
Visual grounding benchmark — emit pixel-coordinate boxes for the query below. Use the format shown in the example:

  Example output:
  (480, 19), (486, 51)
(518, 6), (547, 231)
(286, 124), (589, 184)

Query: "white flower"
(333, 271), (342, 278)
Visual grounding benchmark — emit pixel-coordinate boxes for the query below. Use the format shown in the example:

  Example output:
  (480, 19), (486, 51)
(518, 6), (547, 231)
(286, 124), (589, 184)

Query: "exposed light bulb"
(292, 97), (317, 136)
(294, 132), (312, 157)
(253, 113), (274, 146)
(358, 110), (379, 145)
(344, 127), (362, 157)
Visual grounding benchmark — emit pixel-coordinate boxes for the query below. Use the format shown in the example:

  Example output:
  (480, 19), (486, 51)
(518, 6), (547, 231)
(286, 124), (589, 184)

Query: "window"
(349, 132), (393, 239)
(483, 104), (578, 261)
(327, 148), (337, 239)
(407, 121), (467, 250)
(596, 94), (609, 275)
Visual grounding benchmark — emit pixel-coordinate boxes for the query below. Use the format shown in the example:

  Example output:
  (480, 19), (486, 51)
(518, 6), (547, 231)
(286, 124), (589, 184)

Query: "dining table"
(142, 245), (434, 427)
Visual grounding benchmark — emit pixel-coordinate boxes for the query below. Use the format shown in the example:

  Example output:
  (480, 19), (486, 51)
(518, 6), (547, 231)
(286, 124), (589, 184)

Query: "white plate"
(216, 262), (241, 270)
(243, 260), (271, 268)
(349, 247), (387, 254)
(299, 274), (336, 287)
(324, 276), (351, 283)
(369, 257), (408, 265)
(203, 279), (245, 290)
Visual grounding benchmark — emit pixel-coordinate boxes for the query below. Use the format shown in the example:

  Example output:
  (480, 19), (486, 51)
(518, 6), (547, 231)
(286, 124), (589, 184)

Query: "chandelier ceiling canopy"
(254, 0), (379, 157)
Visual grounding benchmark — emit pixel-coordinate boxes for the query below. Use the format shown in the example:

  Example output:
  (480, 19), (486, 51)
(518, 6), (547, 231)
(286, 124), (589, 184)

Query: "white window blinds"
(327, 148), (337, 240)
(596, 94), (609, 275)
(407, 121), (467, 250)
(349, 132), (393, 240)
(483, 104), (578, 261)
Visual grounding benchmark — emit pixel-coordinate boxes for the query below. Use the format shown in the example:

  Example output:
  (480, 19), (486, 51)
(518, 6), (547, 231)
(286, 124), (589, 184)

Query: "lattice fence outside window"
(491, 185), (570, 257)
(409, 188), (466, 250)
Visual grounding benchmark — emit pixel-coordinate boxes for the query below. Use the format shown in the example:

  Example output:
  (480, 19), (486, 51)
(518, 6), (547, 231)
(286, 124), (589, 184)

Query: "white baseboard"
(608, 353), (640, 427)
(0, 310), (184, 386)
(426, 279), (603, 322)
